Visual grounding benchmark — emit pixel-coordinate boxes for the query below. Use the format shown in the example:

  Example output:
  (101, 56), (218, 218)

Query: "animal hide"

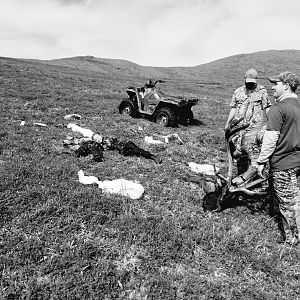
(78, 170), (144, 199)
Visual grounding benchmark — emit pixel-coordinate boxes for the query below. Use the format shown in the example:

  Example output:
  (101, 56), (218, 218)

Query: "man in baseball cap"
(224, 68), (271, 186)
(257, 71), (300, 246)
(268, 71), (299, 93)
(244, 68), (258, 83)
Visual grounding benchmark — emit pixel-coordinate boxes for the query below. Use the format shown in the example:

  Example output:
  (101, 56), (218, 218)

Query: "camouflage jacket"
(230, 85), (271, 130)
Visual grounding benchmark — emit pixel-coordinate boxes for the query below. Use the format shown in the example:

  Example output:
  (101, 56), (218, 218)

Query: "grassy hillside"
(34, 48), (300, 77)
(193, 49), (300, 82)
(1, 51), (300, 299)
(30, 49), (300, 95)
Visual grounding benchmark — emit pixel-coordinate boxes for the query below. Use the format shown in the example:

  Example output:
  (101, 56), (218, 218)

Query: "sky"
(1, 0), (300, 67)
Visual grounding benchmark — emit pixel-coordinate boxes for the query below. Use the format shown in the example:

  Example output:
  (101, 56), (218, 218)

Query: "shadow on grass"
(178, 118), (205, 127)
(190, 118), (204, 126)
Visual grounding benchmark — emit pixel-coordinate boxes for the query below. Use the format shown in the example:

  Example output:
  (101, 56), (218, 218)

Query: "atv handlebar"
(154, 80), (165, 85)
(127, 80), (165, 93)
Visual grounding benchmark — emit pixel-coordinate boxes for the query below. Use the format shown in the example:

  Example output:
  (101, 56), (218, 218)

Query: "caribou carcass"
(201, 121), (269, 212)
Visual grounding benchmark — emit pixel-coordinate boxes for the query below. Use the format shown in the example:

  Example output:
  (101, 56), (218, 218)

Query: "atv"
(118, 79), (198, 127)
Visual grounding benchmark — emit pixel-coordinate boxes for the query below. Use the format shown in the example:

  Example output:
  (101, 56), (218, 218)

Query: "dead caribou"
(201, 121), (269, 212)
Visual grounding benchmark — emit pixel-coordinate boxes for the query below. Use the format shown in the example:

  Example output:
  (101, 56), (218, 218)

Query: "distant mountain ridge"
(6, 49), (300, 85)
(193, 49), (300, 81)
(44, 49), (300, 80)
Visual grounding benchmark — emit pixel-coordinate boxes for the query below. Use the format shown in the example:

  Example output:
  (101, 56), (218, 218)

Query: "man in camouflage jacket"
(225, 68), (272, 185)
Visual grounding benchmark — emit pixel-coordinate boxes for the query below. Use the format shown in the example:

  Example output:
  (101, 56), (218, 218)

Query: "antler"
(227, 123), (250, 140)
(213, 121), (268, 197)
(229, 177), (268, 195)
(225, 136), (233, 187)
(223, 120), (252, 190)
(216, 173), (229, 184)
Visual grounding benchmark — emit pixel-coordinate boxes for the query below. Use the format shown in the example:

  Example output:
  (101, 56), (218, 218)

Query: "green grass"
(1, 56), (300, 300)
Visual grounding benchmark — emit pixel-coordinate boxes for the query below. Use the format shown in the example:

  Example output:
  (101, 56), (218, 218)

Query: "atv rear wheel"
(154, 107), (177, 127)
(119, 100), (138, 117)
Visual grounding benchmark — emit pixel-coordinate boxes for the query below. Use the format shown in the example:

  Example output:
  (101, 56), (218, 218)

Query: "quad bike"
(118, 79), (198, 127)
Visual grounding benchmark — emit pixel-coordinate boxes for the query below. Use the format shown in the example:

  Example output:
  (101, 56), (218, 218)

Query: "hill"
(28, 49), (300, 79)
(23, 49), (300, 96)
(1, 50), (300, 299)
(193, 49), (300, 81)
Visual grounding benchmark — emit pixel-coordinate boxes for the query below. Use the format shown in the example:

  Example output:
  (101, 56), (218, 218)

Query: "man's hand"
(257, 164), (265, 178)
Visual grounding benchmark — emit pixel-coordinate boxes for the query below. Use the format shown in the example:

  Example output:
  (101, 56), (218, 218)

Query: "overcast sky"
(1, 0), (300, 67)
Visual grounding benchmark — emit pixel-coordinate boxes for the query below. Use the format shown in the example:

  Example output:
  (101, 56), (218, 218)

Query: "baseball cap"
(268, 71), (299, 90)
(245, 68), (258, 83)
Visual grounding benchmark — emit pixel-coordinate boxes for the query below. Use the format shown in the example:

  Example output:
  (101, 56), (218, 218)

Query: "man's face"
(272, 81), (286, 100)
(245, 82), (256, 90)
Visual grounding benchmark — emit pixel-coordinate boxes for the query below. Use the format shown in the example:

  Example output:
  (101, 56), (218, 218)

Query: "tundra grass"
(1, 57), (300, 300)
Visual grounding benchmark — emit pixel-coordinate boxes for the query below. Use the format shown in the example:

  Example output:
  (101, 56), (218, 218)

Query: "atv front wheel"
(154, 107), (177, 127)
(118, 100), (137, 117)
